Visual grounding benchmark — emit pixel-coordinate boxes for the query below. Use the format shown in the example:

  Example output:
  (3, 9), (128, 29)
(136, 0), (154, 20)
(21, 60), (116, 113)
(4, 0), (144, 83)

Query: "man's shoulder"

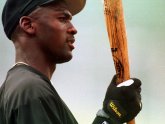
(6, 65), (49, 91)
(3, 65), (53, 105)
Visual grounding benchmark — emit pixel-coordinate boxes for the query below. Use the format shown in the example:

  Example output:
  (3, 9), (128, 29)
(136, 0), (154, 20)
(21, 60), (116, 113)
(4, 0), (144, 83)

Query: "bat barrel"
(103, 0), (135, 124)
(104, 0), (130, 84)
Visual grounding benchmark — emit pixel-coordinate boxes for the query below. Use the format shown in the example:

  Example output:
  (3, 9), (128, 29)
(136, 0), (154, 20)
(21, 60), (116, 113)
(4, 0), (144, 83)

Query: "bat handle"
(127, 119), (135, 124)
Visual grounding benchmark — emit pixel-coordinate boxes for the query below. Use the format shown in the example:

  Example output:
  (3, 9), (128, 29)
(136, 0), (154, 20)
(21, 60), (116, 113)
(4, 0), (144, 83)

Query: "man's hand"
(103, 75), (142, 123)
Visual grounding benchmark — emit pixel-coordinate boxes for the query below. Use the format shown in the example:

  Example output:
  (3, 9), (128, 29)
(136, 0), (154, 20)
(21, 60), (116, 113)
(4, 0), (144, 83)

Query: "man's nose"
(67, 24), (77, 35)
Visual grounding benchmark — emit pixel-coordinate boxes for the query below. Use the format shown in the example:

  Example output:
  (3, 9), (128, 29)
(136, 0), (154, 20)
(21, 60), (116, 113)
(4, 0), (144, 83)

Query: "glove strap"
(94, 109), (122, 124)
(96, 109), (110, 119)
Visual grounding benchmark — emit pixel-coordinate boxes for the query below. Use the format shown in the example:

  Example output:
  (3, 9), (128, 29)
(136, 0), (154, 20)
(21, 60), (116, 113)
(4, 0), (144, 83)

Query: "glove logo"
(109, 101), (121, 118)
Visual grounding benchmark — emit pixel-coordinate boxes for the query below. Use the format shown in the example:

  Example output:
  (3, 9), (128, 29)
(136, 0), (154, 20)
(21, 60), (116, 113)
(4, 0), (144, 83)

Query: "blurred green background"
(1, 0), (165, 123)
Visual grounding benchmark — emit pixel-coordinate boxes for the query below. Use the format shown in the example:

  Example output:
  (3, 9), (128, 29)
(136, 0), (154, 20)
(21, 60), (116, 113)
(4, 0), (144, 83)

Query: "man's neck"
(15, 59), (56, 80)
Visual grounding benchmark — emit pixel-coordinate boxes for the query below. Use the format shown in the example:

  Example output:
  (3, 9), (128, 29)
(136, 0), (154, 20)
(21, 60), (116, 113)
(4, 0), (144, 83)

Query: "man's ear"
(19, 16), (36, 35)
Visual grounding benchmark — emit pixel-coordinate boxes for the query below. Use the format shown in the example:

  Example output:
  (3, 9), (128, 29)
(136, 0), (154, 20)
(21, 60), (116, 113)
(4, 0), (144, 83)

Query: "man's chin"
(56, 55), (73, 64)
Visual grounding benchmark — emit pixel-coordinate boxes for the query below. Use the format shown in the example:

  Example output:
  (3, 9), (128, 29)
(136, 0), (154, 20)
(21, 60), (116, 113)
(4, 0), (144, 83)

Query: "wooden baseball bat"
(103, 0), (135, 124)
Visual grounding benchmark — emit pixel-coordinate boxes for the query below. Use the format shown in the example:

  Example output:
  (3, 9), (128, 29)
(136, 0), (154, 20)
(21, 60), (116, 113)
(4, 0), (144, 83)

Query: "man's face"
(31, 2), (77, 64)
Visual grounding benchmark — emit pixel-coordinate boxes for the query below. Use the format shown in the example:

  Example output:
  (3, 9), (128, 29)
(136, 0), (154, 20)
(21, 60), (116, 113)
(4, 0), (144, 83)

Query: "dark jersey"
(0, 64), (78, 124)
(0, 64), (121, 124)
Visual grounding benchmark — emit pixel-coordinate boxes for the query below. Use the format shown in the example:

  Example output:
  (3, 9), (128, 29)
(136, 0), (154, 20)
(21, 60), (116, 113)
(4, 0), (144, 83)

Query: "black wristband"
(92, 109), (122, 124)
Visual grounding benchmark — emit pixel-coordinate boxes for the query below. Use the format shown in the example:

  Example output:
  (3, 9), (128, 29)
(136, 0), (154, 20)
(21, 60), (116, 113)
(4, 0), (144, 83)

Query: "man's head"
(2, 0), (86, 40)
(1, 0), (86, 64)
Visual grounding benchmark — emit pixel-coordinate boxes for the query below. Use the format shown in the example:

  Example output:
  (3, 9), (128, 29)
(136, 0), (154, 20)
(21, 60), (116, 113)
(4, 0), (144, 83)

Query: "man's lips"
(68, 37), (75, 43)
(67, 37), (75, 50)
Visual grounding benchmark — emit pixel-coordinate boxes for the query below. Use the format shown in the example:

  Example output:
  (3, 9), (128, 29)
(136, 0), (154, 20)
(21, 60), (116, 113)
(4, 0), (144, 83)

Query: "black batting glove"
(103, 75), (142, 123)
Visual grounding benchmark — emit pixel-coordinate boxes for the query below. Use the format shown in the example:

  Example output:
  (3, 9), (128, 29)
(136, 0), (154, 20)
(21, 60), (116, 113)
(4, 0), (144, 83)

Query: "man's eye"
(59, 17), (68, 23)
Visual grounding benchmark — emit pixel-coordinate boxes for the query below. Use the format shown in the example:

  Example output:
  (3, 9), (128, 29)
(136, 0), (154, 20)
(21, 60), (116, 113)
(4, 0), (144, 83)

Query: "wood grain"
(103, 0), (135, 124)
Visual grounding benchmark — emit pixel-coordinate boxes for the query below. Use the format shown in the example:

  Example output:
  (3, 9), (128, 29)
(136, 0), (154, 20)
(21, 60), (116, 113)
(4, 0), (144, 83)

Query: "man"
(0, 0), (142, 124)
